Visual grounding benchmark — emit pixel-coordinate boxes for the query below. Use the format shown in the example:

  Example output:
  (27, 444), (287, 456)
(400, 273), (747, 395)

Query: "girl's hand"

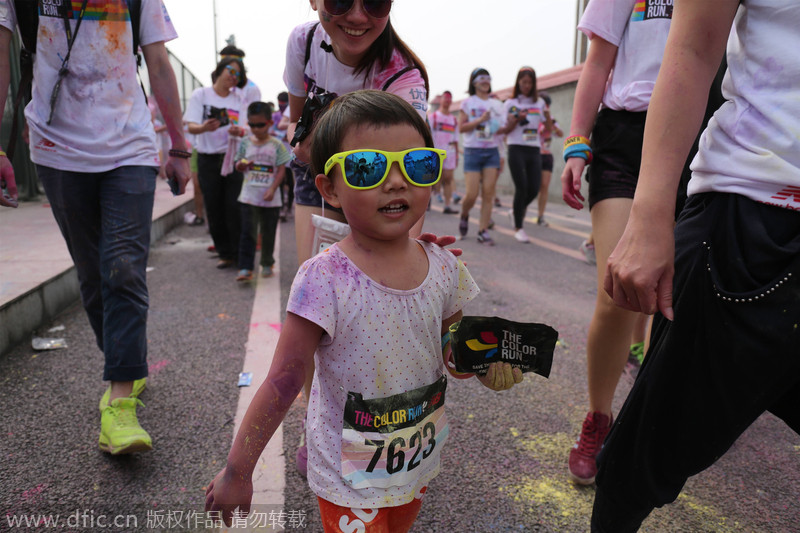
(477, 362), (523, 391)
(263, 189), (276, 202)
(560, 157), (587, 210)
(235, 159), (251, 173)
(418, 233), (462, 257)
(202, 118), (221, 133)
(205, 467), (253, 527)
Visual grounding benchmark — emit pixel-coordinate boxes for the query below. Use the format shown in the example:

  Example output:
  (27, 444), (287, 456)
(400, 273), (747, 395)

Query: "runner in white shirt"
(598, 1), (800, 530)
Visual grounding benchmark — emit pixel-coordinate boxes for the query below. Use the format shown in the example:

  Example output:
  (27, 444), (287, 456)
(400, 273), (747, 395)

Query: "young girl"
(234, 102), (291, 281)
(283, 0), (431, 476)
(503, 67), (552, 243)
(205, 91), (522, 532)
(559, 0), (672, 485)
(458, 68), (512, 246)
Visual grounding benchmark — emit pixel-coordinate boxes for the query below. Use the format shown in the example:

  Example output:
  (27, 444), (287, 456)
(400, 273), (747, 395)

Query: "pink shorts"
(317, 486), (427, 533)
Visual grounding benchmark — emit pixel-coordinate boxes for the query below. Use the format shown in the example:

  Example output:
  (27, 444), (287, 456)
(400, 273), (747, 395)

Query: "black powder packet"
(449, 316), (558, 377)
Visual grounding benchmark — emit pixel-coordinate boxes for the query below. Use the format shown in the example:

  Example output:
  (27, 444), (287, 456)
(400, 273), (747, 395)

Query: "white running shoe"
(514, 229), (530, 243)
(579, 240), (596, 265)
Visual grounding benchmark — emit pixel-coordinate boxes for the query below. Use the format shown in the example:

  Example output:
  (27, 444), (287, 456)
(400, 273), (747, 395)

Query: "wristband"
(441, 331), (451, 352)
(168, 149), (192, 159)
(0, 150), (6, 158)
(563, 135), (592, 163)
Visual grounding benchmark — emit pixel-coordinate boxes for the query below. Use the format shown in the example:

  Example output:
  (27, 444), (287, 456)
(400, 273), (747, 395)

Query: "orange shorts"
(317, 486), (427, 533)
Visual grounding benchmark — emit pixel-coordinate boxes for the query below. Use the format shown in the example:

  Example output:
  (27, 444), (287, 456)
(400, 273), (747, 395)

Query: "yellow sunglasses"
(323, 148), (446, 190)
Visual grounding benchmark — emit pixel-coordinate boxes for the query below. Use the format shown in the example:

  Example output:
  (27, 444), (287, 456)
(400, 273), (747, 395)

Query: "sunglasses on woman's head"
(323, 0), (392, 18)
(324, 148), (446, 190)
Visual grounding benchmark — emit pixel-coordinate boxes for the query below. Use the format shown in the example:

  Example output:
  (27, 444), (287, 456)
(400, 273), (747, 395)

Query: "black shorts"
(541, 153), (554, 172)
(587, 109), (647, 210)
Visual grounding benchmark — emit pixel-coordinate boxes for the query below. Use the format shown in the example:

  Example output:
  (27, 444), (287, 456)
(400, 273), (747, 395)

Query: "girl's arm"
(458, 109), (488, 134)
(560, 36), (617, 210)
(205, 312), (322, 526)
(604, 0), (738, 319)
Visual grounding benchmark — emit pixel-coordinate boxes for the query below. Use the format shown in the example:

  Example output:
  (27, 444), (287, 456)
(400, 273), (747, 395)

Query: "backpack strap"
(8, 0), (37, 160)
(380, 65), (420, 92)
(126, 0), (142, 65)
(304, 22), (320, 69)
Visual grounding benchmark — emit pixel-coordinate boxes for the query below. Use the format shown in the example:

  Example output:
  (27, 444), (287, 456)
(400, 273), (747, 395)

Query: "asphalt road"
(1, 195), (798, 532)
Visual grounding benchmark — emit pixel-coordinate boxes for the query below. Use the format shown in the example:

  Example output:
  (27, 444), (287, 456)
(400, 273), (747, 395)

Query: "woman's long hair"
(354, 21), (429, 95)
(512, 67), (537, 100)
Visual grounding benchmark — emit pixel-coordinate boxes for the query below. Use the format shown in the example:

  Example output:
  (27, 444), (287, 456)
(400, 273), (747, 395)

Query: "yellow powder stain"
(509, 427), (519, 438)
(502, 475), (594, 526)
(674, 493), (740, 532)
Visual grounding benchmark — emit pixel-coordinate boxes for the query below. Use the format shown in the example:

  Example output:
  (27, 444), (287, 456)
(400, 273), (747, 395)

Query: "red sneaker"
(568, 411), (613, 485)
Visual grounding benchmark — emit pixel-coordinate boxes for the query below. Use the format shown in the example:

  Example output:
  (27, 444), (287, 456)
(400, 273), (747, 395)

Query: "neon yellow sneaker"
(98, 378), (147, 412)
(99, 397), (153, 455)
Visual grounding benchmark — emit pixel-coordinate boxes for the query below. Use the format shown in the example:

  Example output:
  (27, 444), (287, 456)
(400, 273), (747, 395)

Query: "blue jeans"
(37, 165), (157, 382)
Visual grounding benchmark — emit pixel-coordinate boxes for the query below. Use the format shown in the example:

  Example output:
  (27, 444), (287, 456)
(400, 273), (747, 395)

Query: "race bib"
(247, 165), (275, 187)
(522, 129), (538, 143)
(341, 376), (448, 490)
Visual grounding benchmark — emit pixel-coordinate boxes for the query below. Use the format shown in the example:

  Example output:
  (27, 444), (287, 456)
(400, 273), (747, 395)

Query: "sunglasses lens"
(248, 122), (267, 128)
(343, 151), (388, 188)
(364, 0), (392, 18)
(403, 150), (441, 186)
(324, 0), (354, 15)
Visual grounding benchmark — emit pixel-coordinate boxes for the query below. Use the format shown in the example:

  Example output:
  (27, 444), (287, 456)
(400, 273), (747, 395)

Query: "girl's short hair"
(468, 68), (490, 96)
(212, 57), (247, 89)
(310, 90), (434, 177)
(512, 66), (538, 100)
(247, 101), (275, 118)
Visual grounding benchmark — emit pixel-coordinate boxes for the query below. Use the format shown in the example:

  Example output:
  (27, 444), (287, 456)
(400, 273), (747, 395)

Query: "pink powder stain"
(21, 484), (46, 503)
(270, 323), (282, 332)
(149, 360), (170, 375)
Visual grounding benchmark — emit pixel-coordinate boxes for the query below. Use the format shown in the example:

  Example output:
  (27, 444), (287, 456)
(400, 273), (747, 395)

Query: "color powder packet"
(449, 316), (558, 377)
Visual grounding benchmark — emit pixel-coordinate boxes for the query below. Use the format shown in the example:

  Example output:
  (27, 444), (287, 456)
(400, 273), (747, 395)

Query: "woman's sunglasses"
(323, 0), (392, 18)
(225, 65), (240, 79)
(324, 148), (446, 190)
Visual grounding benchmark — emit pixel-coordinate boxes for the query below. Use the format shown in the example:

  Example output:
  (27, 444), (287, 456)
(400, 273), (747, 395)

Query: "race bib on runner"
(522, 129), (538, 143)
(247, 165), (275, 187)
(341, 376), (448, 490)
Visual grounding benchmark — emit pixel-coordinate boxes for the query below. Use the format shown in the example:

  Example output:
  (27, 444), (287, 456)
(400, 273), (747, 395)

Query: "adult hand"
(164, 156), (191, 195)
(603, 210), (675, 320)
(205, 467), (253, 527)
(1, 155), (18, 208)
(560, 157), (587, 210)
(477, 362), (523, 391)
(418, 233), (463, 257)
(228, 125), (245, 137)
(202, 118), (221, 133)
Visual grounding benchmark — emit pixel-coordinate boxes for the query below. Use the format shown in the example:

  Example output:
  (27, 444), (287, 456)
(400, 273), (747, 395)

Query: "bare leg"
(478, 167), (499, 231)
(460, 171), (481, 219)
(586, 198), (640, 415)
(442, 168), (455, 208)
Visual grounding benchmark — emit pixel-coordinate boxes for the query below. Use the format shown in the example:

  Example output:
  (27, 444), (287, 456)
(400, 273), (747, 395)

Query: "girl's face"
(518, 75), (534, 97)
(247, 113), (272, 140)
(311, 0), (391, 67)
(473, 73), (491, 96)
(318, 123), (431, 244)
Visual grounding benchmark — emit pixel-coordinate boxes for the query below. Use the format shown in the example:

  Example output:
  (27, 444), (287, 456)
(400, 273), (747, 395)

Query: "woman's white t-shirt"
(578, 0), (673, 112)
(503, 96), (548, 148)
(689, 0), (800, 208)
(460, 96), (505, 149)
(287, 242), (479, 508)
(184, 87), (247, 155)
(0, 0), (177, 172)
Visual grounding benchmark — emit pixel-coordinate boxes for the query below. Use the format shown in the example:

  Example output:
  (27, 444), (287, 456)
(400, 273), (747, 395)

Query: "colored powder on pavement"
(674, 493), (741, 532)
